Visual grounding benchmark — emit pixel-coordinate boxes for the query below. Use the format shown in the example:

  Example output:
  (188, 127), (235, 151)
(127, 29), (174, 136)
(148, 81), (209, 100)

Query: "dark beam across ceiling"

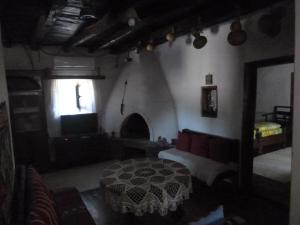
(88, 5), (200, 52)
(1, 0), (291, 55)
(108, 0), (290, 54)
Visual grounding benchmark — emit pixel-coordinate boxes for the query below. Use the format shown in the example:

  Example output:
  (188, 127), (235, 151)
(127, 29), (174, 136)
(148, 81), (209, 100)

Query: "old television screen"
(61, 113), (98, 136)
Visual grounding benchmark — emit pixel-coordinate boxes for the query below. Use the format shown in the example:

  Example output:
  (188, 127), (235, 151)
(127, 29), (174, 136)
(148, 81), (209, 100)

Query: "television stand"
(53, 134), (108, 169)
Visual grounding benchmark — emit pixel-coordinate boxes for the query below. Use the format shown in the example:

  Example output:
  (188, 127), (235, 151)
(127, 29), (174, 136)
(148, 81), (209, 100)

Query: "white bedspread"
(158, 148), (237, 186)
(253, 147), (291, 183)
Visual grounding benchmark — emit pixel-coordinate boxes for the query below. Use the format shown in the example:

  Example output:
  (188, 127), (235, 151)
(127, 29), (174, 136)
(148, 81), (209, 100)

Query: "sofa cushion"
(30, 168), (52, 199)
(30, 212), (48, 225)
(208, 138), (231, 163)
(176, 132), (191, 152)
(28, 167), (58, 225)
(190, 134), (209, 157)
(30, 202), (58, 225)
(158, 148), (237, 186)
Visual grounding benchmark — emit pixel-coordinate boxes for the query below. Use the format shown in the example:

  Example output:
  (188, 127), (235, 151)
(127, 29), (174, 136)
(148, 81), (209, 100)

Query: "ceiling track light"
(192, 31), (207, 49)
(227, 20), (247, 46)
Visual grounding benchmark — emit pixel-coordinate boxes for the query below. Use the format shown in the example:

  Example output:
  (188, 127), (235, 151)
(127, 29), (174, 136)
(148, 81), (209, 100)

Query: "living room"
(1, 0), (300, 225)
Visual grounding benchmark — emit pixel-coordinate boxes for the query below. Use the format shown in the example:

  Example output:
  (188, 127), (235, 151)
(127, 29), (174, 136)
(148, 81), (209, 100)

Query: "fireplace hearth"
(120, 113), (150, 140)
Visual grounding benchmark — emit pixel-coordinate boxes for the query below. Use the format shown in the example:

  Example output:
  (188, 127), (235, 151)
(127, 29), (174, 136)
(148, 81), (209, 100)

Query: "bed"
(253, 147), (291, 183)
(254, 106), (292, 154)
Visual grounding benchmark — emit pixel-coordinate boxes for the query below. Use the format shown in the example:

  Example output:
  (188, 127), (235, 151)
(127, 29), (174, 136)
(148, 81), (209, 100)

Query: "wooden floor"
(253, 174), (290, 207)
(80, 182), (289, 225)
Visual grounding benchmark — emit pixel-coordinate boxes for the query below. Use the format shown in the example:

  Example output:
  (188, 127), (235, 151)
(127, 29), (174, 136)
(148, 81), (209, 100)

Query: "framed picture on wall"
(202, 86), (218, 118)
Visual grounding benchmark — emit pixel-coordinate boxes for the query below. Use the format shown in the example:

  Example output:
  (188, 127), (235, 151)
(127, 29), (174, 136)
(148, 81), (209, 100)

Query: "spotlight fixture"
(227, 20), (247, 46)
(165, 27), (176, 43)
(192, 32), (207, 49)
(128, 17), (136, 27)
(123, 8), (140, 27)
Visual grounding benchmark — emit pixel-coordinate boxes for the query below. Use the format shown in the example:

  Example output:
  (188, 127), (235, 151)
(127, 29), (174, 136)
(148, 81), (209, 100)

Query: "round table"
(101, 158), (192, 216)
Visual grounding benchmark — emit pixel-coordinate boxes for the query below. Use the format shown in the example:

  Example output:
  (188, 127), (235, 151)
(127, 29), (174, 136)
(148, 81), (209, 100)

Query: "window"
(52, 79), (95, 117)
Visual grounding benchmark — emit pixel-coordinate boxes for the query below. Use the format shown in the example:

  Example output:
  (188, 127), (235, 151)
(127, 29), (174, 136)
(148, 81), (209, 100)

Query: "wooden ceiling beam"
(88, 4), (200, 52)
(62, 14), (121, 51)
(30, 10), (56, 50)
(62, 0), (184, 51)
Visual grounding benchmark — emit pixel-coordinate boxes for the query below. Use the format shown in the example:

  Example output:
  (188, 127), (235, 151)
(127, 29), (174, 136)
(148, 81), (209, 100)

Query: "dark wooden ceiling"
(1, 0), (288, 54)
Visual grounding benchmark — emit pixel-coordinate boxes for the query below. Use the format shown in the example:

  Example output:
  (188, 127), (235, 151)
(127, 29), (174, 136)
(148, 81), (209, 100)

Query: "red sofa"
(175, 129), (239, 163)
(10, 166), (96, 225)
(159, 129), (239, 186)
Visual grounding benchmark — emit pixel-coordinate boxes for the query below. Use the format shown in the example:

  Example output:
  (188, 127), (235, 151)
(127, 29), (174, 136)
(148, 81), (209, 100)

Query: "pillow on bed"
(208, 138), (230, 163)
(255, 122), (281, 132)
(190, 134), (209, 157)
(176, 132), (191, 152)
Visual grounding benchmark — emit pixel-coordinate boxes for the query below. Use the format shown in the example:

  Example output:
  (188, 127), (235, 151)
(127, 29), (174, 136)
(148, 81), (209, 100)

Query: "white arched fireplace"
(120, 113), (150, 140)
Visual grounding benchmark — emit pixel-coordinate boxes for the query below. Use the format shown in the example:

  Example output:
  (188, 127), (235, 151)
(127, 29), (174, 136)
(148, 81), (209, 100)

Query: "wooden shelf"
(9, 90), (41, 96)
(7, 69), (49, 171)
(15, 128), (42, 133)
(13, 107), (40, 114)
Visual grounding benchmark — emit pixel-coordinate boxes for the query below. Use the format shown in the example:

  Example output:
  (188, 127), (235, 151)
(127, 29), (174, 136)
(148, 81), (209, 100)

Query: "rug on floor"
(80, 185), (289, 225)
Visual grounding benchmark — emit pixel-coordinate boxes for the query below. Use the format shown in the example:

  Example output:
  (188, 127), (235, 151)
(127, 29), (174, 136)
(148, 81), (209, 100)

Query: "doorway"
(240, 56), (294, 206)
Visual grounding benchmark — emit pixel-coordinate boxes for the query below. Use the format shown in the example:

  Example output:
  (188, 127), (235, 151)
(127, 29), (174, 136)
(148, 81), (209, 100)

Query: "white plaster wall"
(94, 55), (121, 128)
(156, 3), (294, 139)
(157, 24), (243, 139)
(290, 1), (300, 224)
(103, 52), (178, 141)
(255, 63), (293, 121)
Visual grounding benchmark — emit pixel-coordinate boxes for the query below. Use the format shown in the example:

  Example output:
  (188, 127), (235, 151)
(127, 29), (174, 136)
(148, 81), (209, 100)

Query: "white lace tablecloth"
(100, 158), (192, 216)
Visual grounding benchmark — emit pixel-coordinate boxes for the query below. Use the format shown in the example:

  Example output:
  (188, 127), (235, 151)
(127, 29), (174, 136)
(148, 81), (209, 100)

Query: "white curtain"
(45, 79), (96, 137)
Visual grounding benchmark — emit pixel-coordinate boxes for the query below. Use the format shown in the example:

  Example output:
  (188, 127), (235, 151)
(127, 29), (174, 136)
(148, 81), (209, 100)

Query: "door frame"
(240, 55), (294, 191)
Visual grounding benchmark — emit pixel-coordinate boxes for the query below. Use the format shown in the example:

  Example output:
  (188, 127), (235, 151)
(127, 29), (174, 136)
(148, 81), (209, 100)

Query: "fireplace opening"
(120, 113), (150, 140)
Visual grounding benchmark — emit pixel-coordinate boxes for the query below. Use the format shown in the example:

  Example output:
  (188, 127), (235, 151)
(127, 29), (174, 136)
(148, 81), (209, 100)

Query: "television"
(61, 113), (98, 136)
